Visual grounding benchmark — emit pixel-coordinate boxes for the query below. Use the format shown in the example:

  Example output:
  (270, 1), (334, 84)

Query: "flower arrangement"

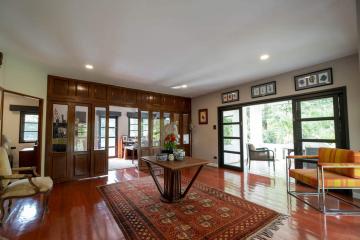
(164, 133), (177, 152)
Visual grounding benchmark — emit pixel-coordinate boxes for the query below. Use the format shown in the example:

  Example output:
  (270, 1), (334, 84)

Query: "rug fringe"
(249, 215), (288, 240)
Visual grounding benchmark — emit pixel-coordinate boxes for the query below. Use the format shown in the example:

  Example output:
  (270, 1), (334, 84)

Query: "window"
(108, 117), (117, 157)
(152, 112), (160, 146)
(129, 117), (138, 138)
(141, 111), (149, 147)
(20, 112), (39, 143)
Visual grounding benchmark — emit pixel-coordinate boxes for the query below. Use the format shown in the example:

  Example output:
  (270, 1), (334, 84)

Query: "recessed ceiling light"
(171, 84), (188, 89)
(260, 54), (270, 60)
(85, 64), (94, 69)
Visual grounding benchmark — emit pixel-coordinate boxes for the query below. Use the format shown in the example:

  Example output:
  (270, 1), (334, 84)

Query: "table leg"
(162, 168), (181, 203)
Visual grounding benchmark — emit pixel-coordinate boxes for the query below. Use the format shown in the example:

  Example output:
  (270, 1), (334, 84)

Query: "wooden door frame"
(0, 89), (44, 174)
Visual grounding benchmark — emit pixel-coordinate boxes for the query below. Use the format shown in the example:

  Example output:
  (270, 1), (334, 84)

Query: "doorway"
(218, 87), (349, 174)
(107, 106), (138, 171)
(1, 90), (43, 172)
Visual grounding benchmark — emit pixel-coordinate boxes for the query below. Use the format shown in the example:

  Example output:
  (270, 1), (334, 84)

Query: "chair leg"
(0, 199), (5, 226)
(7, 199), (12, 212)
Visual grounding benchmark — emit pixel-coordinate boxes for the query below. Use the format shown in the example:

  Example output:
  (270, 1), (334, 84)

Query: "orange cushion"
(289, 169), (360, 188)
(318, 148), (360, 178)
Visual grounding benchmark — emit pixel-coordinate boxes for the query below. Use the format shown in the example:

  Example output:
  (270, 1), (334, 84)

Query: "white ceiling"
(0, 0), (357, 97)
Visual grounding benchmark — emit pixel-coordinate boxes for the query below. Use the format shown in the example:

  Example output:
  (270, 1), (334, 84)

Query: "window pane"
(224, 139), (241, 152)
(301, 120), (335, 140)
(224, 153), (241, 167)
(183, 114), (190, 145)
(164, 113), (171, 126)
(130, 125), (138, 131)
(109, 138), (115, 147)
(74, 106), (88, 152)
(141, 111), (149, 147)
(152, 112), (160, 147)
(223, 110), (239, 123)
(24, 123), (38, 131)
(95, 108), (106, 150)
(130, 130), (138, 137)
(52, 104), (68, 152)
(109, 128), (116, 137)
(100, 138), (105, 148)
(24, 132), (38, 141)
(223, 124), (240, 138)
(108, 147), (115, 157)
(130, 118), (138, 124)
(25, 114), (38, 122)
(109, 118), (116, 127)
(300, 97), (334, 118)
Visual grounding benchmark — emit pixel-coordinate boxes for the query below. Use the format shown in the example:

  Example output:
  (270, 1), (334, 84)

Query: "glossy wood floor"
(1, 161), (360, 240)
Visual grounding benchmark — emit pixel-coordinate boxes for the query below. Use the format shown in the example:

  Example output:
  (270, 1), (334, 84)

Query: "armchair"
(247, 144), (275, 171)
(286, 148), (360, 215)
(0, 147), (53, 225)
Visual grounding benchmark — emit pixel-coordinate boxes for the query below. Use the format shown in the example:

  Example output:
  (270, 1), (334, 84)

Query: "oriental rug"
(98, 176), (287, 240)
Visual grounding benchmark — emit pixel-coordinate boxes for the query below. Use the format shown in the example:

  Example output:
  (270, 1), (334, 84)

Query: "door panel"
(92, 106), (108, 176)
(73, 154), (90, 177)
(219, 108), (243, 170)
(293, 92), (348, 167)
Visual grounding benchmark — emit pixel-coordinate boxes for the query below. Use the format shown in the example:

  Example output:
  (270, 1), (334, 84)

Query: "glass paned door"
(108, 117), (117, 157)
(74, 106), (89, 152)
(293, 94), (346, 157)
(219, 108), (243, 170)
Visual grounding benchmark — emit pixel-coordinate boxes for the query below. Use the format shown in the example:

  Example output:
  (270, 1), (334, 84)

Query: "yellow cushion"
(318, 148), (360, 178)
(290, 169), (360, 188)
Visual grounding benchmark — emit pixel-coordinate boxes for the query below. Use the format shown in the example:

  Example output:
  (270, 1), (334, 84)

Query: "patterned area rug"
(98, 177), (287, 240)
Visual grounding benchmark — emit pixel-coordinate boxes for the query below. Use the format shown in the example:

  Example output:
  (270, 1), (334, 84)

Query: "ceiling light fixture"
(85, 64), (94, 69)
(260, 54), (270, 61)
(171, 84), (188, 89)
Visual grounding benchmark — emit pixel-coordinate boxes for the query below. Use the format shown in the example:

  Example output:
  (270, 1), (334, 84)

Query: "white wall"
(0, 52), (47, 174)
(192, 54), (360, 164)
(2, 92), (39, 167)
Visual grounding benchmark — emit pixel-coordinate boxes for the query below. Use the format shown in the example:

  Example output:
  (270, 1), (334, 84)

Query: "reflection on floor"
(108, 158), (137, 170)
(246, 159), (287, 178)
(2, 162), (360, 239)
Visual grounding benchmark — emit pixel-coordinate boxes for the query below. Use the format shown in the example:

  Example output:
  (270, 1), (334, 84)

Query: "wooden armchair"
(247, 144), (275, 171)
(0, 147), (53, 225)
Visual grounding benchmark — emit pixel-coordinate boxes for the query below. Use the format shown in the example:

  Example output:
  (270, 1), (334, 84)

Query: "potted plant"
(163, 133), (177, 154)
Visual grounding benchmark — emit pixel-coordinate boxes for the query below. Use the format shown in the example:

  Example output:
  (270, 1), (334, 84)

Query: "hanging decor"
(222, 90), (239, 104)
(294, 68), (333, 91)
(251, 81), (276, 98)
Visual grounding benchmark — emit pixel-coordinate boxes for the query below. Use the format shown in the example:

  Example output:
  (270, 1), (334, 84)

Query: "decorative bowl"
(156, 153), (168, 161)
(174, 149), (186, 161)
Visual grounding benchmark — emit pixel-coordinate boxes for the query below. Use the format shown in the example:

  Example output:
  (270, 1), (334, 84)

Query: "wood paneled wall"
(47, 75), (191, 112)
(45, 75), (191, 182)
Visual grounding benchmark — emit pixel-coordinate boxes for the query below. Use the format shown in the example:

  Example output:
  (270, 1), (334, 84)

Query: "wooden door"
(91, 106), (108, 176)
(46, 102), (71, 182)
(71, 104), (91, 178)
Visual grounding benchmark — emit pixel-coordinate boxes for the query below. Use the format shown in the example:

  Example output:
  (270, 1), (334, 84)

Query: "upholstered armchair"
(0, 147), (53, 225)
(247, 144), (275, 171)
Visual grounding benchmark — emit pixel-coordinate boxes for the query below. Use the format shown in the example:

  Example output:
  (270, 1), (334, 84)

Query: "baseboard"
(207, 163), (219, 168)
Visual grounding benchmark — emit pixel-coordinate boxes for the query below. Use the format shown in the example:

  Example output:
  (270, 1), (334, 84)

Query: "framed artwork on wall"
(198, 109), (208, 125)
(222, 90), (239, 104)
(294, 68), (333, 91)
(251, 81), (276, 98)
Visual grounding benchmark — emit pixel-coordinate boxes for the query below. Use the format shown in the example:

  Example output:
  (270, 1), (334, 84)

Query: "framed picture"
(198, 109), (208, 125)
(294, 68), (332, 91)
(251, 81), (276, 98)
(221, 90), (239, 104)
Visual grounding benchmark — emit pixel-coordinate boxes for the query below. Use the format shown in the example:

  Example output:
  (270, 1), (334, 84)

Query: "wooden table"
(141, 156), (211, 203)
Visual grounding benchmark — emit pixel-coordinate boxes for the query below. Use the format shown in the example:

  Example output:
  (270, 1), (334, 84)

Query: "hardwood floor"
(1, 162), (360, 240)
